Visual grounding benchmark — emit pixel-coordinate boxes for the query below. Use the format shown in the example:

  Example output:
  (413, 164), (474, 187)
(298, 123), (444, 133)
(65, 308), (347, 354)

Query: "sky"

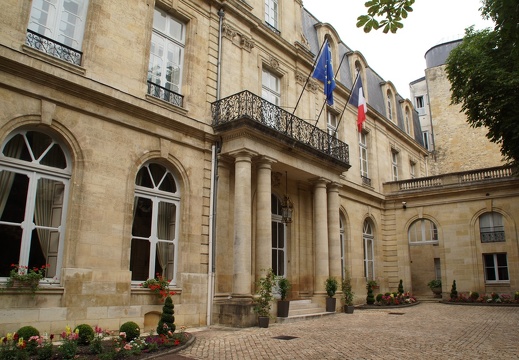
(302, 0), (494, 99)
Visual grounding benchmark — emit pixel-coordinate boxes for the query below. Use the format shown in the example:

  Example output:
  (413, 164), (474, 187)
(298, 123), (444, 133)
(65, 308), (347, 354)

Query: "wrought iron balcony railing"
(211, 91), (349, 167)
(147, 81), (184, 107)
(26, 29), (82, 66)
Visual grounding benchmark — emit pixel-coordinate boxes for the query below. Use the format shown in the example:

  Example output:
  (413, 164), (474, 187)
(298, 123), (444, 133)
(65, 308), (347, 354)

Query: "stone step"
(276, 299), (335, 324)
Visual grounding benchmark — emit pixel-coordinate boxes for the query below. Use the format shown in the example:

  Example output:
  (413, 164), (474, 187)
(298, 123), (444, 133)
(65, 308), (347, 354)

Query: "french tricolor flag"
(348, 75), (367, 132)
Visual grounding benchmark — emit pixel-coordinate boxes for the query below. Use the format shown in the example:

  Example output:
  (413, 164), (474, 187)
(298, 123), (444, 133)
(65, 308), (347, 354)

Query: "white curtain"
(0, 136), (24, 218)
(156, 202), (174, 277)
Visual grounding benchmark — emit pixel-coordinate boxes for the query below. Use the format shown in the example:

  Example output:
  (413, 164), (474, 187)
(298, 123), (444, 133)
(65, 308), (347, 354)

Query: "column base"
(213, 297), (256, 327)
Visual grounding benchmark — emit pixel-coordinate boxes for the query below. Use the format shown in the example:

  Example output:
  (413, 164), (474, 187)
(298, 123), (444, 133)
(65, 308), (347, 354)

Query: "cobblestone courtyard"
(169, 302), (519, 359)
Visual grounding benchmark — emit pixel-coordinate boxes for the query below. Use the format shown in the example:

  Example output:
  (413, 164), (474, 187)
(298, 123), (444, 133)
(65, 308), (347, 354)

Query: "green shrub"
(157, 295), (176, 335)
(375, 293), (383, 302)
(366, 284), (375, 305)
(119, 321), (140, 342)
(398, 279), (404, 295)
(450, 280), (458, 299)
(16, 325), (40, 340)
(74, 324), (94, 345)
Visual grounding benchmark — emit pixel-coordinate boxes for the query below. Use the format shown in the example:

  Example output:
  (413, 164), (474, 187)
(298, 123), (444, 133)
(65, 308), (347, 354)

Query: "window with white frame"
(0, 130), (71, 281)
(410, 161), (416, 179)
(327, 111), (338, 138)
(28, 0), (89, 49)
(265, 0), (278, 29)
(131, 163), (180, 285)
(483, 253), (509, 282)
(405, 108), (411, 135)
(147, 7), (185, 105)
(387, 92), (393, 121)
(479, 212), (505, 243)
(408, 219), (438, 244)
(262, 68), (280, 106)
(271, 194), (286, 277)
(363, 220), (374, 280)
(391, 150), (399, 181)
(423, 131), (430, 151)
(359, 132), (369, 180)
(415, 95), (424, 109)
(340, 213), (346, 280)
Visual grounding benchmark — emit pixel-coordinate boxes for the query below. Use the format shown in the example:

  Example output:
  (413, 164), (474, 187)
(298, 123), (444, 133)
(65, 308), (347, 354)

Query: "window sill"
(22, 45), (86, 76)
(145, 94), (188, 116)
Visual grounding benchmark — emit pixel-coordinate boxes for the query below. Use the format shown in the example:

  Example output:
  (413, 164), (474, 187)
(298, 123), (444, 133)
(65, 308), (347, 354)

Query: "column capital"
(255, 155), (277, 167)
(309, 177), (330, 188)
(327, 182), (342, 192)
(229, 149), (258, 160)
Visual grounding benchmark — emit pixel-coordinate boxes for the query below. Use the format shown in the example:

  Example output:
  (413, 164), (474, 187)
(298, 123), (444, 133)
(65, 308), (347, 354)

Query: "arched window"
(271, 194), (286, 277)
(479, 212), (505, 243)
(363, 219), (374, 280)
(408, 219), (438, 243)
(386, 91), (393, 121)
(405, 108), (411, 135)
(0, 130), (71, 281)
(131, 163), (180, 285)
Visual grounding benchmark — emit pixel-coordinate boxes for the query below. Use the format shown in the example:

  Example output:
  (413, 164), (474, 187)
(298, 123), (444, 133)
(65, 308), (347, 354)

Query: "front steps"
(276, 299), (336, 324)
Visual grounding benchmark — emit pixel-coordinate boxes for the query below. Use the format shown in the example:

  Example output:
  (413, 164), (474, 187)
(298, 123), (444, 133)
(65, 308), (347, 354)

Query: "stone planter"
(431, 287), (442, 298)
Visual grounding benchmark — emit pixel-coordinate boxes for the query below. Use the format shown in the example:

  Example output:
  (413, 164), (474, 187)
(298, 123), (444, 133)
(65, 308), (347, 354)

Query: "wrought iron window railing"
(211, 91), (349, 166)
(480, 230), (506, 243)
(361, 176), (372, 187)
(25, 29), (82, 66)
(147, 81), (184, 108)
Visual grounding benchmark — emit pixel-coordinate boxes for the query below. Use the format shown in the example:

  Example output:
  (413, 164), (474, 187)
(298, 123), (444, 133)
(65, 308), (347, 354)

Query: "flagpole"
(292, 40), (328, 115)
(332, 71), (360, 138)
(311, 52), (348, 134)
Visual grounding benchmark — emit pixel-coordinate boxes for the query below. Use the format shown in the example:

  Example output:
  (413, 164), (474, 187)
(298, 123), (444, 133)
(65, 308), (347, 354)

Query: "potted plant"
(367, 279), (378, 290)
(276, 276), (291, 317)
(427, 279), (442, 298)
(325, 277), (338, 312)
(5, 264), (49, 295)
(253, 268), (275, 327)
(141, 274), (176, 301)
(341, 270), (355, 314)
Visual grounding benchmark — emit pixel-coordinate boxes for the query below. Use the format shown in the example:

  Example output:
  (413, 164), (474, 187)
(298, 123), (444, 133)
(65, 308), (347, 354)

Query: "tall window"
(131, 163), (180, 285)
(479, 212), (505, 243)
(423, 131), (430, 151)
(408, 219), (438, 243)
(415, 95), (424, 109)
(262, 69), (280, 106)
(483, 253), (509, 282)
(340, 213), (346, 280)
(363, 220), (374, 280)
(0, 130), (71, 281)
(359, 132), (369, 182)
(265, 0), (278, 29)
(391, 150), (399, 181)
(386, 92), (393, 121)
(147, 8), (185, 106)
(404, 109), (411, 135)
(27, 0), (89, 64)
(410, 161), (416, 179)
(28, 0), (89, 49)
(327, 112), (337, 138)
(271, 194), (286, 277)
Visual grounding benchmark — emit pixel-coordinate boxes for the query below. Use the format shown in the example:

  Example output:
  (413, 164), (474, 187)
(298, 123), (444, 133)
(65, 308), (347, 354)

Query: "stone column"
(231, 150), (255, 296)
(313, 178), (329, 293)
(256, 157), (275, 281)
(215, 155), (232, 295)
(327, 182), (341, 279)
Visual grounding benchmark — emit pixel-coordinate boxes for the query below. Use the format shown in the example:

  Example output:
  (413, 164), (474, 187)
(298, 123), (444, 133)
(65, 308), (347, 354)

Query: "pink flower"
(124, 343), (132, 350)
(119, 332), (126, 339)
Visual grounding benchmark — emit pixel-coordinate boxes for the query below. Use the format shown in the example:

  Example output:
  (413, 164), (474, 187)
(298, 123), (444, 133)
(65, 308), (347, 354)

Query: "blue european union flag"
(312, 40), (336, 105)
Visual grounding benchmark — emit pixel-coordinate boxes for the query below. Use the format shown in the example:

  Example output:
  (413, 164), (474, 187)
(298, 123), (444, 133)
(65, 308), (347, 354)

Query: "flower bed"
(358, 291), (419, 309)
(447, 291), (519, 305)
(0, 325), (191, 360)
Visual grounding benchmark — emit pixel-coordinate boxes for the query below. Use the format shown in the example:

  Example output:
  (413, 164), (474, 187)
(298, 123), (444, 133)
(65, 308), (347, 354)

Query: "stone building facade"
(0, 0), (517, 333)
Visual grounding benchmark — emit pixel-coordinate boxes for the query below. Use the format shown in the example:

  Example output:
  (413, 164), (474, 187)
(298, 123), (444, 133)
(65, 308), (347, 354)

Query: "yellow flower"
(6, 333), (13, 341)
(65, 325), (71, 336)
(18, 338), (24, 346)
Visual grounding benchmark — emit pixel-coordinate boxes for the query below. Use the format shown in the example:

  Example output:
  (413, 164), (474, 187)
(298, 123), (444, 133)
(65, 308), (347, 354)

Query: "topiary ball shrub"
(375, 293), (383, 303)
(119, 321), (140, 342)
(74, 324), (95, 345)
(16, 325), (40, 340)
(17, 325), (40, 355)
(157, 295), (175, 335)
